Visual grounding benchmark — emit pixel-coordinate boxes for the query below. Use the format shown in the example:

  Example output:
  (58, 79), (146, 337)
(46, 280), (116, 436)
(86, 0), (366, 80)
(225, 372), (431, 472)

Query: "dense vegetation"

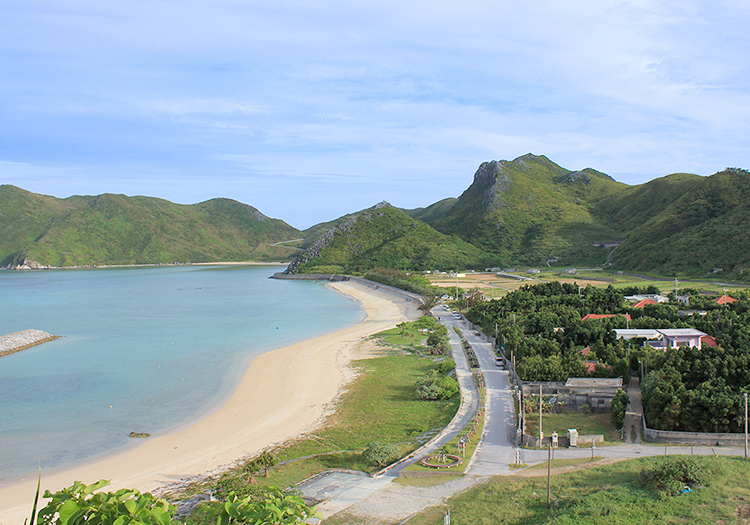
(466, 280), (750, 433)
(34, 479), (315, 525)
(0, 185), (301, 267)
(466, 281), (643, 381)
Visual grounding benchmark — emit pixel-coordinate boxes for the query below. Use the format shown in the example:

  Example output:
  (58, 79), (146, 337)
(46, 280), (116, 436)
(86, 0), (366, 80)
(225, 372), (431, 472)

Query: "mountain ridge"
(2, 156), (748, 279)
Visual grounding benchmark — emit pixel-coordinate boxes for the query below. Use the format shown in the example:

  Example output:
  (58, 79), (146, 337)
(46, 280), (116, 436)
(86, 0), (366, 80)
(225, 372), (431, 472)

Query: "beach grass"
(179, 335), (460, 507)
(406, 455), (750, 525)
(262, 351), (459, 484)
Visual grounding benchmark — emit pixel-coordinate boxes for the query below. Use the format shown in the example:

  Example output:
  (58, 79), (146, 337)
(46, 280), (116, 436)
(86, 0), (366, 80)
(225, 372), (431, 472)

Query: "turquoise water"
(0, 265), (361, 482)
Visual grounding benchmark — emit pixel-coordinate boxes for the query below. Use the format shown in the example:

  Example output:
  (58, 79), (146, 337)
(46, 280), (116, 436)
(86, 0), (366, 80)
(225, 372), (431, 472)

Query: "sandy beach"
(0, 279), (418, 522)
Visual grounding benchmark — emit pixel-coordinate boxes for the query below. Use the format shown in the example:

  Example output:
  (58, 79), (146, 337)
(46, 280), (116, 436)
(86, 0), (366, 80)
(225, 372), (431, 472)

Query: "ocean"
(0, 265), (361, 482)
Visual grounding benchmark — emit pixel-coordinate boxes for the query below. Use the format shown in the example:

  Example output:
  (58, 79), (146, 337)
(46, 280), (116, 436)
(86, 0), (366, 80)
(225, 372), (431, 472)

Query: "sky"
(2, 1), (750, 229)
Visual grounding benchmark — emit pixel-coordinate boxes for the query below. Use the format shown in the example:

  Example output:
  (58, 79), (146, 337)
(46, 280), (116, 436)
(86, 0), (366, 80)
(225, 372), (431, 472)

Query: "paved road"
(299, 307), (485, 519)
(437, 313), (518, 475)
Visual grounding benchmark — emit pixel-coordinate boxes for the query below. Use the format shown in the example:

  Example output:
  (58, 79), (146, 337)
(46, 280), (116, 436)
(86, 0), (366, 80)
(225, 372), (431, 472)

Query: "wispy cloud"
(1, 0), (749, 226)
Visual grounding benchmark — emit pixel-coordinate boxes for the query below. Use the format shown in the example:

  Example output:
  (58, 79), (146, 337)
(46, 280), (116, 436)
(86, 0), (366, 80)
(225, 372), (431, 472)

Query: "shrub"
(37, 480), (175, 525)
(437, 358), (456, 374)
(362, 441), (400, 467)
(641, 457), (712, 498)
(416, 371), (459, 400)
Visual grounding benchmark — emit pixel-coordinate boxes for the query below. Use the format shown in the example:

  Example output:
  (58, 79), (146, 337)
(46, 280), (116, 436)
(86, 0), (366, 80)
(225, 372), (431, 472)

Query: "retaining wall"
(642, 416), (749, 445)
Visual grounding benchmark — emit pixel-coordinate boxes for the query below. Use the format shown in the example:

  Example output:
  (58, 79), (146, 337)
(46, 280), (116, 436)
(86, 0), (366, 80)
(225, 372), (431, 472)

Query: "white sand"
(0, 279), (418, 522)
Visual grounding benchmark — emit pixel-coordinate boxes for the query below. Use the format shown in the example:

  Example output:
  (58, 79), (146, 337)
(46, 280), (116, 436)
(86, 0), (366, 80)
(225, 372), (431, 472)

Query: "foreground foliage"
(212, 488), (315, 525)
(37, 480), (174, 525)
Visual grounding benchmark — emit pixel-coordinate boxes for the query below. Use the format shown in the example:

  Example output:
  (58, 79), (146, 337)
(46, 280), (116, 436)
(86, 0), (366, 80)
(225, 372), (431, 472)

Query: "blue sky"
(2, 1), (749, 228)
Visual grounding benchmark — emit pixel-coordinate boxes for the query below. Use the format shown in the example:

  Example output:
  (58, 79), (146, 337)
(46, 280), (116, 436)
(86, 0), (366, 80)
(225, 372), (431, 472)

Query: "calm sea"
(0, 265), (361, 483)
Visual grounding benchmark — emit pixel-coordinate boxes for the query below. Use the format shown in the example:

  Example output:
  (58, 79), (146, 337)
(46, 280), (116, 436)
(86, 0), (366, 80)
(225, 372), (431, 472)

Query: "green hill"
(287, 202), (490, 274)
(425, 154), (627, 267)
(4, 156), (749, 279)
(600, 168), (750, 277)
(0, 186), (302, 267)
(402, 198), (458, 223)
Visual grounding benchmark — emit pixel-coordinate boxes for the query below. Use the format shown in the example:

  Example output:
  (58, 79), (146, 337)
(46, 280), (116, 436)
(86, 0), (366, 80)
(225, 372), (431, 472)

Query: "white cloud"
(1, 0), (750, 226)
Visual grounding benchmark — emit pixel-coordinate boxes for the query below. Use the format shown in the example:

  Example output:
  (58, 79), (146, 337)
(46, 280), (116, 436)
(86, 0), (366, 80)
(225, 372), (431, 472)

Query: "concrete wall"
(642, 417), (749, 445)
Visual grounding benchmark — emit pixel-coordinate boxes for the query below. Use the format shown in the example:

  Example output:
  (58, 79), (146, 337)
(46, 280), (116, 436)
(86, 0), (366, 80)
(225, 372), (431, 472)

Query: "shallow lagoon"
(0, 265), (360, 482)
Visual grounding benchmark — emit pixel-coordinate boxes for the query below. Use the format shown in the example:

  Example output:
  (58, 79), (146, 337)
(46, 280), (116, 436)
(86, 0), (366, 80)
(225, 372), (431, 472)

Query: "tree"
(610, 388), (630, 429)
(418, 293), (440, 313)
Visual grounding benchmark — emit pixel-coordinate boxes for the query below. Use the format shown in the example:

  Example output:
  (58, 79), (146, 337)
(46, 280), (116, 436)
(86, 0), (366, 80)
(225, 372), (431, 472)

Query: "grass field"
(524, 412), (620, 444)
(406, 455), (750, 525)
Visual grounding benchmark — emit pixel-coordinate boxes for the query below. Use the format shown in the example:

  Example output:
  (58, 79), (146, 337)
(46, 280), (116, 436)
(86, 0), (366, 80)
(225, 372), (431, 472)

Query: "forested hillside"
(287, 202), (490, 274)
(0, 185), (301, 267)
(601, 168), (750, 278)
(3, 156), (749, 278)
(423, 154), (627, 267)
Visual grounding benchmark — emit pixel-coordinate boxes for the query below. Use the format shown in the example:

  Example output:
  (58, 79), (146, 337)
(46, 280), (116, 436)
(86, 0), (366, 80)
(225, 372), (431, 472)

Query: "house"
(701, 335), (719, 348)
(632, 298), (657, 308)
(522, 377), (622, 411)
(648, 329), (708, 349)
(715, 294), (738, 305)
(624, 294), (669, 304)
(614, 329), (661, 341)
(526, 268), (540, 274)
(583, 360), (612, 374)
(616, 328), (710, 349)
(582, 313), (632, 322)
(579, 346), (592, 356)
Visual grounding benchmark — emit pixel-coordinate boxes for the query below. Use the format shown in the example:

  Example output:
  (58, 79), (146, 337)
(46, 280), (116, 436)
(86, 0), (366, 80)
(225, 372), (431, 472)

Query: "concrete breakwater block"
(0, 329), (60, 358)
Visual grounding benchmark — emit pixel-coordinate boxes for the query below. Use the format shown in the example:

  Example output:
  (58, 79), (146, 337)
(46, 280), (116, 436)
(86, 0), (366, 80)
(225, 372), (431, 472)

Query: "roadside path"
(623, 375), (644, 443)
(298, 306), (483, 519)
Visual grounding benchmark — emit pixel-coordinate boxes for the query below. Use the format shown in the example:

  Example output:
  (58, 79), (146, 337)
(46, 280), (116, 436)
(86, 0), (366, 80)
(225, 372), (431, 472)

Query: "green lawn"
(524, 412), (620, 443)
(407, 455), (750, 525)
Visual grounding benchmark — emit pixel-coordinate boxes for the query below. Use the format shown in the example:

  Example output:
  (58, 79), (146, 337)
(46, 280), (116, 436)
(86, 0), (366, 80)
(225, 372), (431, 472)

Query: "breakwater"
(0, 329), (59, 358)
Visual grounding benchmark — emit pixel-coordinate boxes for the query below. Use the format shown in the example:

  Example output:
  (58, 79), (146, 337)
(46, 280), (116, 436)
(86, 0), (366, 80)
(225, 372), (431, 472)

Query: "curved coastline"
(0, 279), (419, 522)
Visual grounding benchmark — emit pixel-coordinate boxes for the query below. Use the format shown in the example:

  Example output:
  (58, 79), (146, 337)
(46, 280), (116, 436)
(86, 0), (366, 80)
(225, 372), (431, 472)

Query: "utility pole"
(539, 384), (543, 446)
(745, 392), (748, 461)
(547, 443), (552, 508)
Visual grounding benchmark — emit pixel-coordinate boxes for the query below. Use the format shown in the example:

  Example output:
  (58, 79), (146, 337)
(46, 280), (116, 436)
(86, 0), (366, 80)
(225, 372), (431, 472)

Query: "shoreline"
(0, 279), (419, 522)
(2, 261), (290, 271)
